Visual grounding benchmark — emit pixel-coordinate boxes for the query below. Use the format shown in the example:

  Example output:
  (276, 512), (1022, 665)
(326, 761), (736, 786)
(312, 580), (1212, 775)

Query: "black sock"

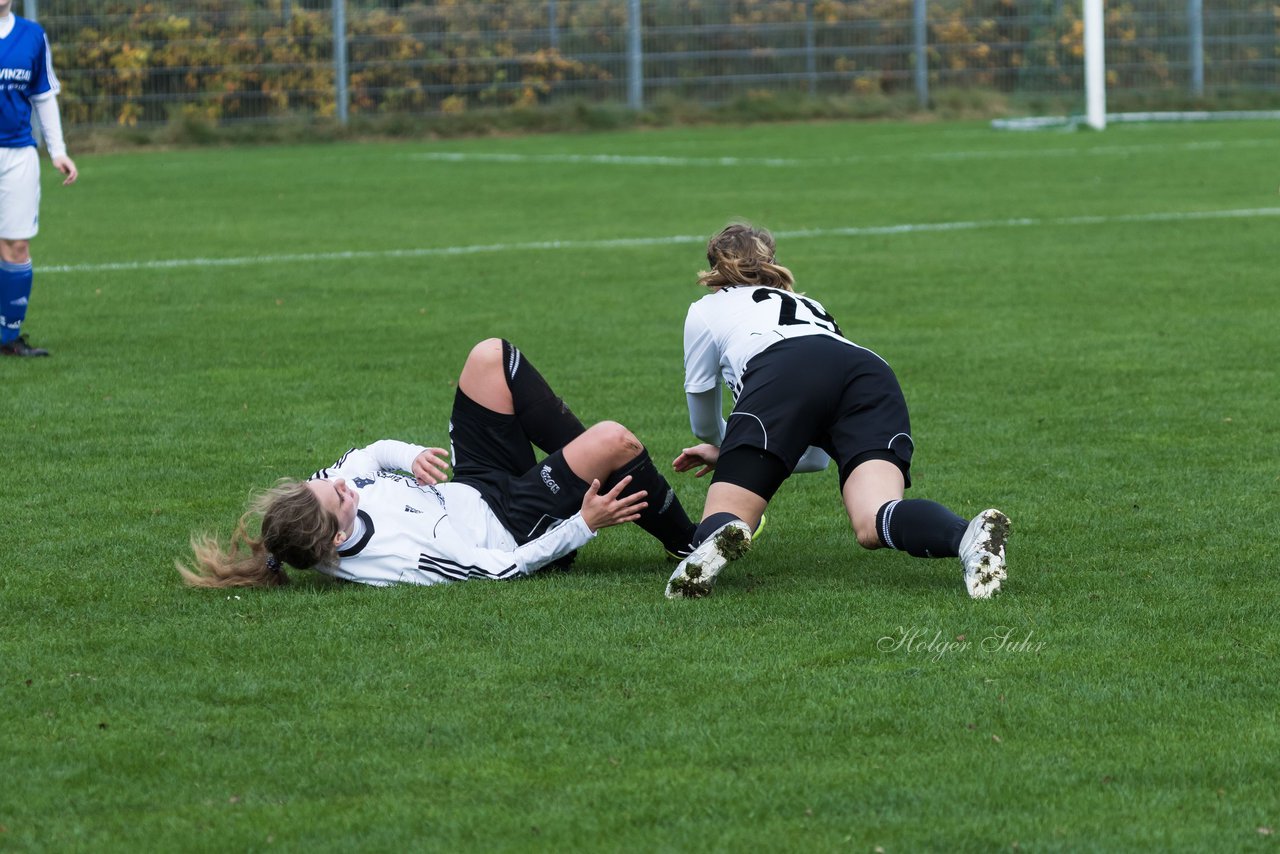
(502, 340), (585, 453)
(691, 512), (743, 549)
(603, 449), (696, 555)
(874, 499), (967, 558)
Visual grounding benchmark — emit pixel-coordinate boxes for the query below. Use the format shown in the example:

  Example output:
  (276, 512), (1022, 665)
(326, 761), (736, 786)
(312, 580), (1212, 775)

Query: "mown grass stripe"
(42, 206), (1280, 275)
(405, 137), (1277, 167)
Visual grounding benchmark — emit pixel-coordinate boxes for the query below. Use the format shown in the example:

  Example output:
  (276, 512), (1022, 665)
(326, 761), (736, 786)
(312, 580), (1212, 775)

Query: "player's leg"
(0, 239), (31, 264)
(664, 446), (786, 599)
(693, 446), (782, 538)
(459, 339), (694, 555)
(0, 240), (40, 356)
(457, 337), (516, 414)
(0, 148), (44, 356)
(560, 420), (641, 481)
(827, 346), (1010, 595)
(819, 338), (1007, 595)
(845, 461), (1008, 598)
(841, 457), (929, 553)
(824, 344), (964, 557)
(458, 337), (586, 452)
(562, 421), (696, 557)
(666, 342), (826, 598)
(450, 345), (538, 481)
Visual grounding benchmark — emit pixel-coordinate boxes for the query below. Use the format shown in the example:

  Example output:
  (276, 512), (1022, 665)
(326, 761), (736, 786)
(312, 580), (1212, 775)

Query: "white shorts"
(0, 146), (41, 240)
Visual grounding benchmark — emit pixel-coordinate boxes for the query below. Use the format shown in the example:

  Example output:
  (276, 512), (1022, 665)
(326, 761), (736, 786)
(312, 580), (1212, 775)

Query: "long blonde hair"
(177, 480), (340, 589)
(698, 222), (796, 292)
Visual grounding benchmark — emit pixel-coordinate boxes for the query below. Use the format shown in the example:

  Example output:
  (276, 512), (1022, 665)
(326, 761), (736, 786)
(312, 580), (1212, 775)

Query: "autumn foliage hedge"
(42, 0), (1279, 126)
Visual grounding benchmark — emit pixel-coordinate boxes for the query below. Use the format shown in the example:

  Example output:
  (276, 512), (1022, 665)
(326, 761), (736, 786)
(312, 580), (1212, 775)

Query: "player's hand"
(52, 155), (78, 186)
(580, 476), (647, 532)
(673, 443), (720, 478)
(412, 447), (451, 485)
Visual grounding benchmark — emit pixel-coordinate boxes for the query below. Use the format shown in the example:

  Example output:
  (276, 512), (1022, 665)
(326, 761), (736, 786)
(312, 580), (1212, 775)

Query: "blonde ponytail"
(177, 480), (339, 589)
(178, 522), (286, 588)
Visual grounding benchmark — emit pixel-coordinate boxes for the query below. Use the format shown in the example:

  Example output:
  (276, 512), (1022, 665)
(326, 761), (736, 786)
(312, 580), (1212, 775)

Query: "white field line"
(42, 207), (1280, 275)
(405, 137), (1277, 168)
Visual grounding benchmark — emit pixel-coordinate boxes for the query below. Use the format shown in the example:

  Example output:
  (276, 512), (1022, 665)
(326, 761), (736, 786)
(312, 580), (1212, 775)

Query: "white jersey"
(683, 285), (850, 398)
(308, 440), (595, 587)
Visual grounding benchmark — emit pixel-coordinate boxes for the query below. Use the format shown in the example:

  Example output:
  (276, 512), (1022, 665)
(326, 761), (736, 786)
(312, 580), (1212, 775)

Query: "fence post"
(805, 0), (817, 96)
(549, 0), (559, 50)
(26, 0), (40, 147)
(334, 0), (349, 124)
(913, 0), (928, 108)
(283, 0), (292, 27)
(1187, 0), (1204, 97)
(627, 0), (643, 110)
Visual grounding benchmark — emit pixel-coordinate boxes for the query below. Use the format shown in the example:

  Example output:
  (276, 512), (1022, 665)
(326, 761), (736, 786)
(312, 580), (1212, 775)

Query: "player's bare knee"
(0, 239), (30, 265)
(461, 338), (504, 382)
(590, 421), (642, 462)
(458, 339), (510, 406)
(466, 338), (504, 368)
(853, 521), (883, 551)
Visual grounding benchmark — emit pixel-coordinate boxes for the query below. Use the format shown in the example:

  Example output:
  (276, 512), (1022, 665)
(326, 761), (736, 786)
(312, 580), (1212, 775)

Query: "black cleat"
(0, 335), (50, 357)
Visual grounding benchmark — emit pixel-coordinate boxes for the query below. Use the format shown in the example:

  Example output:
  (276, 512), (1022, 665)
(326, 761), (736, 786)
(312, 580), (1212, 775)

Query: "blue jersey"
(0, 16), (59, 149)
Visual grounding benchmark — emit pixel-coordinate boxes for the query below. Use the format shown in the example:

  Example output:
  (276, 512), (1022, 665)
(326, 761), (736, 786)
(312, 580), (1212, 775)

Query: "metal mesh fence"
(24, 0), (1280, 127)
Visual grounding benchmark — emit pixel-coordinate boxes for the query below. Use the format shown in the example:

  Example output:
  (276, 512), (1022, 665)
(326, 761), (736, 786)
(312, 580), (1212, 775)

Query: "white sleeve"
(410, 513), (597, 581)
(313, 440), (427, 480)
(512, 514), (597, 574)
(686, 389), (725, 445)
(31, 93), (68, 160)
(792, 445), (832, 474)
(683, 304), (722, 394)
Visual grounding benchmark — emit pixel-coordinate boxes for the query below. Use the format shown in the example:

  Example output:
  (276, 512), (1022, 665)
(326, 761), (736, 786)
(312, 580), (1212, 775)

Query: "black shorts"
(448, 389), (588, 544)
(720, 335), (915, 487)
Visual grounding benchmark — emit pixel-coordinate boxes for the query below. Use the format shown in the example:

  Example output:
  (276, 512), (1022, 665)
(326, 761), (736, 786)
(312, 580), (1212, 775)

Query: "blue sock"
(0, 260), (34, 345)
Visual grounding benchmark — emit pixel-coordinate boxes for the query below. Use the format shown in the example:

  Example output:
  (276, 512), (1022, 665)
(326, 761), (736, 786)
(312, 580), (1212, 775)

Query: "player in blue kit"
(665, 223), (1010, 599)
(0, 0), (77, 357)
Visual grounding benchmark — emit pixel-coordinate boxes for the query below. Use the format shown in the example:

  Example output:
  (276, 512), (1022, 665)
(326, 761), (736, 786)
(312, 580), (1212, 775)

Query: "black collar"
(337, 510), (375, 557)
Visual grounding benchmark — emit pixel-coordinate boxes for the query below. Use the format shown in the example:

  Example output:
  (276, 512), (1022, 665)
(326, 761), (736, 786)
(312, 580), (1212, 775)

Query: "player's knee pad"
(712, 446), (790, 502)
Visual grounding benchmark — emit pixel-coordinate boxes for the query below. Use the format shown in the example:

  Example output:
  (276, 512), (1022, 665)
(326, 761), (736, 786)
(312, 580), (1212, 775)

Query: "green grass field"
(3, 118), (1278, 852)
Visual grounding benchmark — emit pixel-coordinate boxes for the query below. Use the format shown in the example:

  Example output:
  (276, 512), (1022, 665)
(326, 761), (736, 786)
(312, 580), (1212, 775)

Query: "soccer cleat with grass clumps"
(959, 509), (1010, 599)
(665, 519), (753, 599)
(665, 514), (766, 562)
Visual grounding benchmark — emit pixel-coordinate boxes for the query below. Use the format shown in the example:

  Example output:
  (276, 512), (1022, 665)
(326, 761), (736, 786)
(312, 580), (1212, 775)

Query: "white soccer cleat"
(665, 519), (753, 599)
(664, 514), (765, 562)
(959, 509), (1011, 599)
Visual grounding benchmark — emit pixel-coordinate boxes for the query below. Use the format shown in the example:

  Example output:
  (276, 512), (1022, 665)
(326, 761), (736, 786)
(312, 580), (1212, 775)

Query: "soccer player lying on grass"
(665, 223), (1010, 600)
(179, 338), (698, 588)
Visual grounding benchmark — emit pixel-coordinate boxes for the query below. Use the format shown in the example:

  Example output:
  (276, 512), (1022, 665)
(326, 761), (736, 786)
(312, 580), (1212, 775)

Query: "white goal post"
(994, 0), (1280, 132)
(1084, 0), (1107, 130)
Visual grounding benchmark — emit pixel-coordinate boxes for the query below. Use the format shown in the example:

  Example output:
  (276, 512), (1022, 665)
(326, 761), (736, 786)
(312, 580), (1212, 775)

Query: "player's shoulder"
(795, 287), (831, 307)
(12, 16), (47, 38)
(309, 446), (369, 480)
(690, 285), (763, 307)
(686, 290), (713, 319)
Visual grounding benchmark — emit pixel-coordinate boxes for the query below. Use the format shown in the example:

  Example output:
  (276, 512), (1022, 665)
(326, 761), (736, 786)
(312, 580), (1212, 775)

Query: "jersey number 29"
(752, 290), (843, 336)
